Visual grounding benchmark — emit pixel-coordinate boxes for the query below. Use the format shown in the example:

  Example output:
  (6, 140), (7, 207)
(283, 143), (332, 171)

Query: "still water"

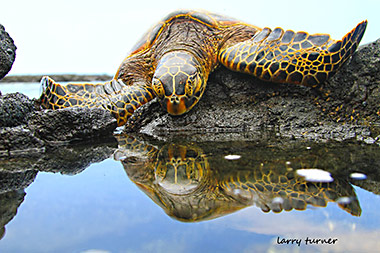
(1, 83), (380, 252)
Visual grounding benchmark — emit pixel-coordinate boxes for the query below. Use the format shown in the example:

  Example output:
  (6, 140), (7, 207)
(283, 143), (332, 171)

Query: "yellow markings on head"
(152, 79), (165, 99)
(152, 51), (206, 116)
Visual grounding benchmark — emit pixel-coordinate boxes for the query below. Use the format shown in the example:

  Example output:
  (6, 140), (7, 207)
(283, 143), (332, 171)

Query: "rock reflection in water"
(0, 190), (26, 240)
(0, 140), (117, 240)
(0, 169), (38, 240)
(115, 135), (362, 222)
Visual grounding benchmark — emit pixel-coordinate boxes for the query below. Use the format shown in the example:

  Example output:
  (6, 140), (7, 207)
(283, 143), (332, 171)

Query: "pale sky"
(1, 0), (379, 75)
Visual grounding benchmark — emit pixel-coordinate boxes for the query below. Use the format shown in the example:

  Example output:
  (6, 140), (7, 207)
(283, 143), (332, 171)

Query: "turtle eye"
(152, 79), (165, 99)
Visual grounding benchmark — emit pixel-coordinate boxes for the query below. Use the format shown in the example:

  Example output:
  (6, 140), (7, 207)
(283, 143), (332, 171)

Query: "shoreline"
(0, 74), (113, 83)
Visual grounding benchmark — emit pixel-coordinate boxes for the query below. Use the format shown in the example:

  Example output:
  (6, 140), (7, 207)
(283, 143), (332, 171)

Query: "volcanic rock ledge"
(0, 92), (117, 158)
(126, 39), (380, 143)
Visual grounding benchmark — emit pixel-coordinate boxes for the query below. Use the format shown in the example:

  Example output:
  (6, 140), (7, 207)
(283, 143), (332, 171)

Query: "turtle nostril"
(166, 95), (186, 115)
(170, 96), (180, 104)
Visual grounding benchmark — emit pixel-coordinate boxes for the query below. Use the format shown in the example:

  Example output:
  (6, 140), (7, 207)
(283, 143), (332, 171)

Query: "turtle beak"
(166, 95), (187, 115)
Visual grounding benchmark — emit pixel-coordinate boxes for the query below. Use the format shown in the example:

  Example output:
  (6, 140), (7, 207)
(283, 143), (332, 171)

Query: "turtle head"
(152, 51), (206, 115)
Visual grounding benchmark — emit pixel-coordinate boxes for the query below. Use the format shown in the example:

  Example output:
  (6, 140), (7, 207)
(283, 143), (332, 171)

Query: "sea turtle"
(39, 10), (367, 126)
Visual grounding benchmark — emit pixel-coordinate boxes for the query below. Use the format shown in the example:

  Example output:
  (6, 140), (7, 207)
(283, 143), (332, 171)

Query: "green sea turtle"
(39, 10), (367, 126)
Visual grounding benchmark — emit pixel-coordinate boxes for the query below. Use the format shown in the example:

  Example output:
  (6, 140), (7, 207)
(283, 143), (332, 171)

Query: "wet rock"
(28, 107), (117, 143)
(126, 39), (380, 142)
(0, 24), (16, 79)
(0, 92), (118, 155)
(0, 92), (36, 127)
(0, 126), (44, 157)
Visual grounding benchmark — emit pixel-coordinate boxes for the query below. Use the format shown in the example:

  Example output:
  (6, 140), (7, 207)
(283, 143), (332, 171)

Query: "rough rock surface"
(125, 39), (380, 143)
(0, 92), (118, 157)
(0, 126), (45, 157)
(0, 24), (16, 79)
(28, 107), (117, 143)
(0, 92), (35, 127)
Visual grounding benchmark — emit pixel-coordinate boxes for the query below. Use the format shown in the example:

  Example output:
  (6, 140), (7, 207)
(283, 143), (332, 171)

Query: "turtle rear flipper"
(39, 76), (154, 126)
(219, 20), (367, 87)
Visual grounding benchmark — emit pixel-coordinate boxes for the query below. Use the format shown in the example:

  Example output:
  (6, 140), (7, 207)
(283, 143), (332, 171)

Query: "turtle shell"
(128, 10), (244, 56)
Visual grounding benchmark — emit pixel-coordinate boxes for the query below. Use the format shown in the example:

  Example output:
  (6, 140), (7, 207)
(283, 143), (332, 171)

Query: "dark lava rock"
(0, 93), (118, 156)
(28, 107), (117, 143)
(126, 39), (380, 142)
(0, 126), (44, 157)
(0, 92), (36, 127)
(0, 24), (16, 79)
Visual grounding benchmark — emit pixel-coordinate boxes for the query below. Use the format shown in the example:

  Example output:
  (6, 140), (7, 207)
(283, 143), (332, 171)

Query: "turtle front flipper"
(219, 21), (367, 87)
(39, 76), (155, 126)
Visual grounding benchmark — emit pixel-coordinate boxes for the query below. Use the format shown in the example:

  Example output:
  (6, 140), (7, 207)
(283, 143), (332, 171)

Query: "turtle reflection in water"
(115, 136), (361, 222)
(39, 10), (367, 126)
